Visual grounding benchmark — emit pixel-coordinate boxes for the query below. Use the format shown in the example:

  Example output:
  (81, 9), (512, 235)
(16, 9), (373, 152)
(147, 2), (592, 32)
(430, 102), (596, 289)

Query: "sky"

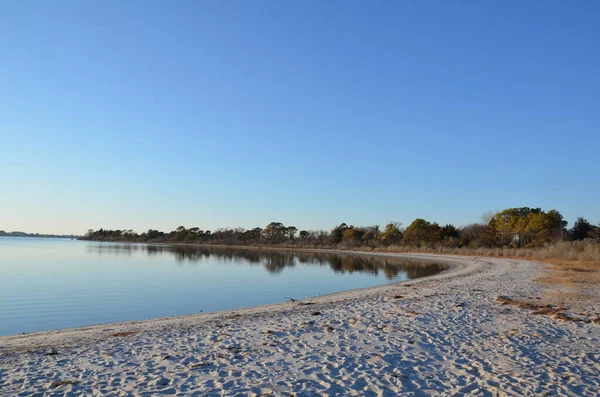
(1, 1), (599, 235)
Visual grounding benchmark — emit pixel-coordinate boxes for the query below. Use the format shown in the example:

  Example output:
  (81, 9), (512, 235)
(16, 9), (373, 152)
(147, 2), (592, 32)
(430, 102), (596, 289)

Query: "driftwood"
(287, 297), (316, 306)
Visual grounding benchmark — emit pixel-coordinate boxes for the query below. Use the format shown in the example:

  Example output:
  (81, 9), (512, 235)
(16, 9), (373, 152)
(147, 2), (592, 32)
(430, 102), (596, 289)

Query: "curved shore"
(1, 253), (598, 396)
(0, 252), (473, 352)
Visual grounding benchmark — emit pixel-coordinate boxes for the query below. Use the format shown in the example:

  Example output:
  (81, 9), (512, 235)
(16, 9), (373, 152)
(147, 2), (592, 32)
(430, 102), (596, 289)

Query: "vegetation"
(0, 230), (77, 239)
(81, 207), (599, 262)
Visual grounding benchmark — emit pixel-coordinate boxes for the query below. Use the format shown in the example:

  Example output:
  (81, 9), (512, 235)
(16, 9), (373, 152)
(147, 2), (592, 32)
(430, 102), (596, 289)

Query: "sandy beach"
(1, 253), (598, 396)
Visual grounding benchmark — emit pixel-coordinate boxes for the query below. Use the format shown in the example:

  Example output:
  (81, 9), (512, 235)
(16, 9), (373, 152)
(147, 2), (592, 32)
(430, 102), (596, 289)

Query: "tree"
(329, 223), (348, 245)
(481, 210), (497, 224)
(361, 225), (380, 243)
(172, 226), (188, 242)
(285, 226), (298, 240)
(546, 209), (568, 241)
(147, 229), (164, 240)
(490, 208), (540, 246)
(487, 207), (565, 247)
(379, 223), (403, 246)
(403, 219), (441, 245)
(459, 223), (488, 247)
(570, 217), (594, 240)
(244, 227), (263, 242)
(342, 226), (363, 245)
(263, 222), (286, 243)
(441, 224), (459, 239)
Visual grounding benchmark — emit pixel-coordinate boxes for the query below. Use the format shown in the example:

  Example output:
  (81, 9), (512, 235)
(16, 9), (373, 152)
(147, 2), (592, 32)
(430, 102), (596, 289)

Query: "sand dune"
(1, 253), (598, 396)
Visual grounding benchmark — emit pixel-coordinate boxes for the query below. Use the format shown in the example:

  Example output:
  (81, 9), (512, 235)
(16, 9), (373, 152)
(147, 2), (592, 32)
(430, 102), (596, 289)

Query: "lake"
(0, 237), (446, 336)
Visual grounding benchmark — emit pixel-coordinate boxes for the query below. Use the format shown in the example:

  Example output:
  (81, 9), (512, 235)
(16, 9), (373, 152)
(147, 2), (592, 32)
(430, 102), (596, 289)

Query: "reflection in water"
(86, 244), (447, 280)
(1, 239), (450, 336)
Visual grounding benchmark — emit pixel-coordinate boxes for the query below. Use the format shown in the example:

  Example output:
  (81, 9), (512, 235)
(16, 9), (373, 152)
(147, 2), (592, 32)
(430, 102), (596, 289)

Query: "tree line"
(81, 207), (599, 249)
(0, 230), (77, 239)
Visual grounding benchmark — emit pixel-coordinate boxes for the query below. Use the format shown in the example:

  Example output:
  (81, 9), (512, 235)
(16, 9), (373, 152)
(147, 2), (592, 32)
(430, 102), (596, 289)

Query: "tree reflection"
(85, 245), (447, 280)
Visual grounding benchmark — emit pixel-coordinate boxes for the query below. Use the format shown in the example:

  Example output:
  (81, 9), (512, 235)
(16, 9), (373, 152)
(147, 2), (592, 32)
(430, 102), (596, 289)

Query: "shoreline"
(0, 252), (475, 352)
(2, 253), (598, 396)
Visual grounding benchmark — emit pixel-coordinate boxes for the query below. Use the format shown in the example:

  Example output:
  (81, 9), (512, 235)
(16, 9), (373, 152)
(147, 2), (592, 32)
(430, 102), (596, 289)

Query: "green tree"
(379, 223), (403, 246)
(441, 224), (459, 239)
(489, 207), (567, 247)
(360, 226), (380, 243)
(341, 226), (363, 245)
(570, 217), (594, 240)
(403, 219), (441, 245)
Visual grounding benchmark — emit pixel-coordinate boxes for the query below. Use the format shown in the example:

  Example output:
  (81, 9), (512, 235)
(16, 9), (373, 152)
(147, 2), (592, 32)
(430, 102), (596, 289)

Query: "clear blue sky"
(1, 1), (599, 235)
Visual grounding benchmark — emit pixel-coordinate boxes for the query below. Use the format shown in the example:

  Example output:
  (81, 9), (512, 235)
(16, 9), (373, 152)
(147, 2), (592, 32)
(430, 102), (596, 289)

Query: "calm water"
(0, 237), (446, 336)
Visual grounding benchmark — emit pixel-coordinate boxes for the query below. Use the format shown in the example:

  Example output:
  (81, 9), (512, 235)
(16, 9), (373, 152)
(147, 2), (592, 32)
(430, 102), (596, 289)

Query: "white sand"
(1, 253), (598, 396)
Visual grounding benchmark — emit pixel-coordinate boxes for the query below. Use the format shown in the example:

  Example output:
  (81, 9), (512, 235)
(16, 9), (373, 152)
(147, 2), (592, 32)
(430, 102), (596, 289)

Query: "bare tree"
(481, 210), (497, 225)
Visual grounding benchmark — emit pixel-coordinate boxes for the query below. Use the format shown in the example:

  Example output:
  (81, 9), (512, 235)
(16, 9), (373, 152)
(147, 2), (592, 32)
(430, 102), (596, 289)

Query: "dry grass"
(534, 259), (600, 285)
(376, 240), (600, 263)
(534, 261), (600, 319)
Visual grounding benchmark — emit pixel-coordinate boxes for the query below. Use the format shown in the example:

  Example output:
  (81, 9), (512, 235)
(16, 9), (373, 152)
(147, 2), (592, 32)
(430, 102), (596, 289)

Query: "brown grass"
(535, 259), (600, 285)
(376, 240), (600, 264)
(532, 258), (599, 317)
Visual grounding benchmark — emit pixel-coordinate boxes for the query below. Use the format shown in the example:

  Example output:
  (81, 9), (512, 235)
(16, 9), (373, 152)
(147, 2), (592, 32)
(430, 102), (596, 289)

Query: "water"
(0, 237), (446, 336)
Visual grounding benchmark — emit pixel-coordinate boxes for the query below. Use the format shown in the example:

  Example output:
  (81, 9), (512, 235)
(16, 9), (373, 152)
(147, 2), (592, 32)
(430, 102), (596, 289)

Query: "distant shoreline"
(0, 234), (78, 239)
